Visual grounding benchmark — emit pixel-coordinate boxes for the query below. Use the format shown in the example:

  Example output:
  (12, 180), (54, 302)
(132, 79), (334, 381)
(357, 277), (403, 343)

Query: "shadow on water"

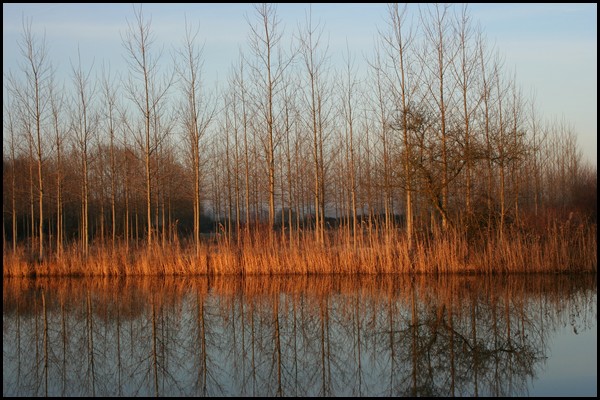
(3, 273), (597, 396)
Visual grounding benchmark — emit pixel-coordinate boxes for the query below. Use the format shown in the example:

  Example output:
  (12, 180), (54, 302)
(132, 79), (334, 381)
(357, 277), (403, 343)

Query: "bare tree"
(228, 87), (243, 243)
(100, 65), (120, 248)
(477, 36), (500, 228)
(493, 62), (510, 240)
(526, 92), (547, 217)
(176, 17), (216, 255)
(12, 17), (52, 260)
(122, 4), (173, 247)
(49, 76), (67, 257)
(369, 45), (394, 234)
(231, 53), (253, 238)
(246, 3), (294, 232)
(280, 74), (300, 245)
(508, 72), (526, 225)
(297, 5), (330, 243)
(70, 46), (97, 256)
(119, 108), (135, 250)
(339, 41), (359, 248)
(150, 77), (177, 248)
(360, 108), (375, 238)
(4, 95), (19, 254)
(418, 3), (458, 230)
(222, 96), (235, 244)
(450, 5), (482, 218)
(379, 3), (418, 246)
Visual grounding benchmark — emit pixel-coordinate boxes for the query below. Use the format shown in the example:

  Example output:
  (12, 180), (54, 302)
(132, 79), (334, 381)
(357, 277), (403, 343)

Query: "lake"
(3, 273), (597, 396)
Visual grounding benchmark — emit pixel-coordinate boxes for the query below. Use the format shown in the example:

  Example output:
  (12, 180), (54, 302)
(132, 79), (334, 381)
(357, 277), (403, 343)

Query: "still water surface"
(3, 274), (597, 397)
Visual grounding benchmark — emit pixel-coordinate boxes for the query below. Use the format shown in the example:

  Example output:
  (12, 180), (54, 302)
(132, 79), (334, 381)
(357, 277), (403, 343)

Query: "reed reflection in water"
(3, 274), (597, 397)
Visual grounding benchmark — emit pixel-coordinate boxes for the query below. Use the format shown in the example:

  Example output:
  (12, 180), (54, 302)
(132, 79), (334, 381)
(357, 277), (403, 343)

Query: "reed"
(3, 221), (596, 277)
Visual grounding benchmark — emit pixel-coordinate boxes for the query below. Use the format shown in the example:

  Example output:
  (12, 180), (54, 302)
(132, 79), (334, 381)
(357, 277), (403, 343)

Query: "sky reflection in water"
(3, 274), (597, 397)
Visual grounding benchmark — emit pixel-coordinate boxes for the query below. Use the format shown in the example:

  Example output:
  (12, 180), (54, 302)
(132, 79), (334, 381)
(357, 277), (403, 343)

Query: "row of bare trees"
(3, 4), (596, 258)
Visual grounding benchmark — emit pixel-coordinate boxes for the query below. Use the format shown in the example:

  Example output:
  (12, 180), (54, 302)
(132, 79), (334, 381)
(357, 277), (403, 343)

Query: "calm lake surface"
(3, 274), (597, 397)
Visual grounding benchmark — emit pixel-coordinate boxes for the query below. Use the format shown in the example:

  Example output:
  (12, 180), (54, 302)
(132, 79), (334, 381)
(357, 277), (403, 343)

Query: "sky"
(3, 3), (597, 165)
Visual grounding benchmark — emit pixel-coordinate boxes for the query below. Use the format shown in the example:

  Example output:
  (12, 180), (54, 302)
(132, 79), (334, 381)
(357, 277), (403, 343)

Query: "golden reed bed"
(3, 222), (596, 277)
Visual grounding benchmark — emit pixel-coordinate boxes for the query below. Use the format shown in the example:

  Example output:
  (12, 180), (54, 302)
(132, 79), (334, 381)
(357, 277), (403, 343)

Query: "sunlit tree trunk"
(122, 5), (160, 247)
(178, 20), (206, 255)
(340, 44), (359, 248)
(122, 122), (131, 252)
(224, 108), (234, 245)
(11, 19), (52, 260)
(71, 47), (97, 257)
(452, 5), (480, 218)
(370, 50), (393, 235)
(510, 75), (525, 226)
(101, 67), (118, 248)
(231, 55), (252, 240)
(299, 6), (330, 244)
(478, 40), (496, 230)
(281, 78), (297, 246)
(528, 97), (546, 217)
(419, 4), (456, 230)
(5, 97), (19, 254)
(230, 90), (242, 245)
(382, 3), (416, 246)
(247, 4), (291, 233)
(28, 124), (35, 251)
(362, 111), (374, 243)
(495, 64), (508, 242)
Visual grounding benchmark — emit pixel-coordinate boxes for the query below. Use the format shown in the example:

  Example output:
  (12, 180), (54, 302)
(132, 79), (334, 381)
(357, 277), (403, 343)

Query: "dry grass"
(3, 222), (596, 277)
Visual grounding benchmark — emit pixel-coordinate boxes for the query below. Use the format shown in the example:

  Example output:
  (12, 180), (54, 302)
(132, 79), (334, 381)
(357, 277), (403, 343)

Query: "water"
(3, 274), (597, 397)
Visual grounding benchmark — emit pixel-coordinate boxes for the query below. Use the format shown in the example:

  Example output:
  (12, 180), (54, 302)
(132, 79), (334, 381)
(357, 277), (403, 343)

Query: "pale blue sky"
(3, 3), (597, 165)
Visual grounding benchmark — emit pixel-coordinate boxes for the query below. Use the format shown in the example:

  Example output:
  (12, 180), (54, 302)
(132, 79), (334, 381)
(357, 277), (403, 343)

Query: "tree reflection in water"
(2, 274), (596, 396)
